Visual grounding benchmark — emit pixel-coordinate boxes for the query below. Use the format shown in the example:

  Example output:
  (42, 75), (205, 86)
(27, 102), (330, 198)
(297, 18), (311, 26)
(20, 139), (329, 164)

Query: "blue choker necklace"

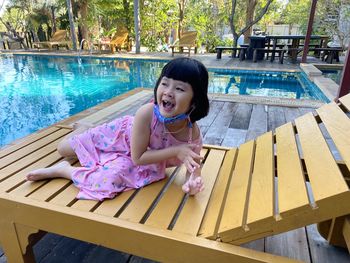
(154, 104), (192, 128)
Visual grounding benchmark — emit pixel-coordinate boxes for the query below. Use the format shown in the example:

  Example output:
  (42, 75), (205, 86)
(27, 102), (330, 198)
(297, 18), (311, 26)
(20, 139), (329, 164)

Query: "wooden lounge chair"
(0, 90), (349, 262)
(97, 29), (129, 53)
(170, 31), (198, 57)
(33, 30), (70, 50)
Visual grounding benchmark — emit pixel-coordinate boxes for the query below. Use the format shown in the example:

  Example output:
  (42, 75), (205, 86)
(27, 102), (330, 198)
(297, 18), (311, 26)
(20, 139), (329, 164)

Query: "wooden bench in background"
(309, 47), (343, 64)
(252, 48), (286, 63)
(0, 90), (350, 262)
(215, 46), (247, 60)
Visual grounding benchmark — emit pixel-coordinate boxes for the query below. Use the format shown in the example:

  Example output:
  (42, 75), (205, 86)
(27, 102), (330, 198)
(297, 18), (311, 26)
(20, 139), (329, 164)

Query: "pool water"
(0, 55), (328, 147)
(321, 69), (343, 84)
(210, 69), (327, 101)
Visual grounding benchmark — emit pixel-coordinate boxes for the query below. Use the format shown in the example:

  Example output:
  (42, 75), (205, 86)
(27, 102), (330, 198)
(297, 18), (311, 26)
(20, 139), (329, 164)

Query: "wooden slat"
(118, 178), (169, 223)
(25, 160), (77, 202)
(295, 113), (348, 202)
(218, 141), (255, 235)
(0, 193), (301, 263)
(37, 161), (82, 207)
(0, 129), (70, 170)
(71, 199), (99, 212)
(79, 90), (151, 125)
(0, 127), (59, 158)
(0, 151), (63, 192)
(339, 94), (350, 111)
(145, 149), (208, 229)
(144, 166), (189, 229)
(275, 123), (309, 216)
(0, 137), (65, 182)
(172, 149), (226, 236)
(8, 158), (77, 198)
(118, 168), (177, 223)
(28, 179), (72, 201)
(246, 132), (274, 225)
(49, 184), (78, 206)
(317, 103), (350, 168)
(199, 148), (237, 238)
(93, 190), (135, 217)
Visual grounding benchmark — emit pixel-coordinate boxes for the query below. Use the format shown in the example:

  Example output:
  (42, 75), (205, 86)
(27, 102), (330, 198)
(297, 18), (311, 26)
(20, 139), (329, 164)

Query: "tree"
(315, 0), (350, 48)
(0, 2), (28, 48)
(229, 0), (273, 47)
(66, 0), (77, 50)
(281, 0), (311, 34)
(244, 0), (258, 42)
(178, 0), (186, 37)
(134, 0), (140, 53)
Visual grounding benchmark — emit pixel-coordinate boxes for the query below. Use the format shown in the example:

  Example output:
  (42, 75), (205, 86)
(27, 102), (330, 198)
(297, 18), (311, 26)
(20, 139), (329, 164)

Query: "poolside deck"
(0, 88), (349, 262)
(0, 50), (348, 262)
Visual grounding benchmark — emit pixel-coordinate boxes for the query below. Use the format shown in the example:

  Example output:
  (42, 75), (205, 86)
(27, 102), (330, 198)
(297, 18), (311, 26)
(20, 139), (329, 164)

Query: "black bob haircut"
(154, 57), (210, 123)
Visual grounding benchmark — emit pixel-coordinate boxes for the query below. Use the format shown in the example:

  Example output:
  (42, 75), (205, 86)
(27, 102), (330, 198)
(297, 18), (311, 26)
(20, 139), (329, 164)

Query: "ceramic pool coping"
(208, 93), (324, 108)
(4, 51), (300, 72)
(300, 63), (340, 101)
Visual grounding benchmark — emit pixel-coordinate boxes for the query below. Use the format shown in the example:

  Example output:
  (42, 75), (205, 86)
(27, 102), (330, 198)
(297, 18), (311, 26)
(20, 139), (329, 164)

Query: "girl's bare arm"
(130, 103), (201, 169)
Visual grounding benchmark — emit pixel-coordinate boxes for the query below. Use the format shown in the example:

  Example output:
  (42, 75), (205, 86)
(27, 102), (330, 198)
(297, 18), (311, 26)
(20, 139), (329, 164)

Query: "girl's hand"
(175, 144), (203, 173)
(182, 169), (204, 195)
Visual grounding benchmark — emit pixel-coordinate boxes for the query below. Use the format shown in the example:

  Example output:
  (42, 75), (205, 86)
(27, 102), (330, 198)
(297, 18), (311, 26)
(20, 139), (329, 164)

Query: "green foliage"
(140, 0), (177, 51)
(1, 6), (26, 31)
(280, 0), (311, 34)
(257, 0), (283, 31)
(2, 0), (344, 51)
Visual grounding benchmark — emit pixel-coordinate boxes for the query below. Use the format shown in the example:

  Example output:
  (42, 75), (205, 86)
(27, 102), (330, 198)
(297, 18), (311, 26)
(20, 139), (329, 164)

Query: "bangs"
(161, 58), (201, 86)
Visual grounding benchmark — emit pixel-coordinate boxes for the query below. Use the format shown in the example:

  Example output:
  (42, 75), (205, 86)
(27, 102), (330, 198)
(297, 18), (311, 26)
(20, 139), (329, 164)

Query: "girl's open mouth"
(162, 100), (175, 112)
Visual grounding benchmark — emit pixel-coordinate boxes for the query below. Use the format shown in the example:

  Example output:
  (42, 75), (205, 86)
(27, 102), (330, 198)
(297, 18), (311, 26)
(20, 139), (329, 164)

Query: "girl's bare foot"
(26, 161), (73, 181)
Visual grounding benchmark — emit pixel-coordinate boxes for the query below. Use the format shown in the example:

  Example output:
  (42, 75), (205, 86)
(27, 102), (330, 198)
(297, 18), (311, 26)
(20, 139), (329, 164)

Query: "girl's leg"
(57, 121), (94, 157)
(26, 161), (76, 181)
(27, 122), (93, 181)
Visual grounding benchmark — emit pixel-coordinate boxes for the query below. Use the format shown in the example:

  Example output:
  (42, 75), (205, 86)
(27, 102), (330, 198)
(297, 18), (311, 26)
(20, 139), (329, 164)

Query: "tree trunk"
(134, 0), (141, 53)
(230, 0), (273, 47)
(244, 0), (257, 43)
(0, 18), (28, 49)
(66, 0), (77, 50)
(79, 0), (89, 42)
(178, 0), (186, 38)
(123, 0), (132, 51)
(229, 0), (238, 47)
(51, 6), (57, 33)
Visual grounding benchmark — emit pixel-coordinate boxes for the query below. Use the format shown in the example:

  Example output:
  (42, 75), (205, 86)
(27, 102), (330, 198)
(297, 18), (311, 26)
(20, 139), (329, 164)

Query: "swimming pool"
(0, 55), (328, 147)
(321, 69), (343, 84)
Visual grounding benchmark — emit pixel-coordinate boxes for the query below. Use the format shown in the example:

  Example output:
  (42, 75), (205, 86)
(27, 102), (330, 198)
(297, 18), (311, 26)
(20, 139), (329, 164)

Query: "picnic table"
(265, 35), (329, 63)
(246, 36), (266, 60)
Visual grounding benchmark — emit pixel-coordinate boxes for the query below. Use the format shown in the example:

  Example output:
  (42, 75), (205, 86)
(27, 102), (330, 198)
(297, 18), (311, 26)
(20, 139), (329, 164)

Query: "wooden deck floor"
(0, 89), (349, 262)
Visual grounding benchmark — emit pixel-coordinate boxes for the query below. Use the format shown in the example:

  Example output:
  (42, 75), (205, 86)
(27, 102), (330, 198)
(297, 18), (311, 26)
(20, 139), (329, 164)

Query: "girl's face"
(156, 77), (194, 118)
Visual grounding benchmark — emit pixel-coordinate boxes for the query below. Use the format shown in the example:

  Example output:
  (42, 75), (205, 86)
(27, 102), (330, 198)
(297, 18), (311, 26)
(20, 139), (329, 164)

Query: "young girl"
(27, 57), (210, 201)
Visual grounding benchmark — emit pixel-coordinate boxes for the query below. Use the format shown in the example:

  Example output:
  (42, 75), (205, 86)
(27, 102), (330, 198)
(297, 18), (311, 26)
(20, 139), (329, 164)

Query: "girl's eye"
(176, 87), (185, 91)
(161, 82), (168, 86)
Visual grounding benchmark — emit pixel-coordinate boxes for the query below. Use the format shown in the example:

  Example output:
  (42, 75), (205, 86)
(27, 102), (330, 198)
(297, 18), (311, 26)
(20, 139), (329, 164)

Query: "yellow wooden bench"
(0, 93), (349, 262)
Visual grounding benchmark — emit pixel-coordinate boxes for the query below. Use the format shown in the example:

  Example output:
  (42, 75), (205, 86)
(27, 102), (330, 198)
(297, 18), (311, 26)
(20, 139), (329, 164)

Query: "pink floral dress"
(69, 110), (202, 200)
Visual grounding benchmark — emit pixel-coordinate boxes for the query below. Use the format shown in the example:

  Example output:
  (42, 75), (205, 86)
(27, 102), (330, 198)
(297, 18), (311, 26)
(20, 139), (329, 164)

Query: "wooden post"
(336, 47), (350, 100)
(301, 0), (318, 63)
